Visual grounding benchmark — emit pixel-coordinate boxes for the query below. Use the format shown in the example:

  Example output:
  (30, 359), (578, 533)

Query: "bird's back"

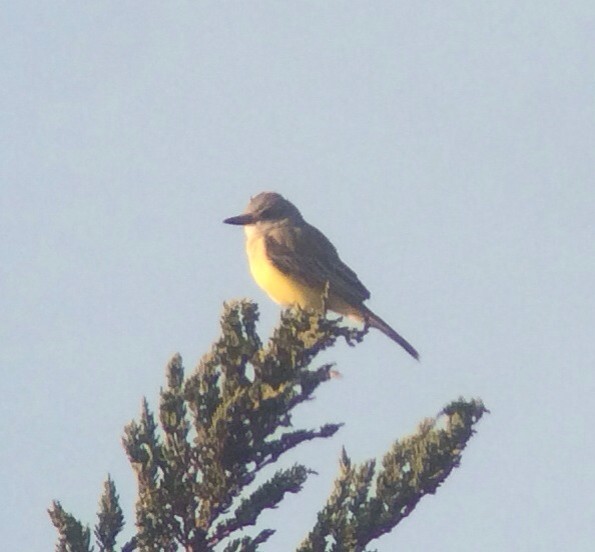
(264, 219), (371, 309)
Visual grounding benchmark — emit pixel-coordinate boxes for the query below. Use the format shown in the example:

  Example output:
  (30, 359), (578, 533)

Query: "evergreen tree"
(49, 301), (487, 551)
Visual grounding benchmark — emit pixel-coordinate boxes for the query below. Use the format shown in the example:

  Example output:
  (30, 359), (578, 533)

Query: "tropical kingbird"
(223, 192), (419, 359)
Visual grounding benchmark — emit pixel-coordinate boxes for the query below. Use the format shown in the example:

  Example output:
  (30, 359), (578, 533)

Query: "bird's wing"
(265, 222), (371, 304)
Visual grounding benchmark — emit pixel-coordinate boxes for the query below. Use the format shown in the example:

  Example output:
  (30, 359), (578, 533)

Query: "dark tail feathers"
(362, 306), (419, 360)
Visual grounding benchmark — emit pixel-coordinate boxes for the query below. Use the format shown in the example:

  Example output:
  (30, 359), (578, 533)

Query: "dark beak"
(223, 213), (256, 225)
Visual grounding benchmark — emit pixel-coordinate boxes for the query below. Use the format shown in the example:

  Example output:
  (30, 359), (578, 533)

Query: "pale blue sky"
(1, 3), (594, 551)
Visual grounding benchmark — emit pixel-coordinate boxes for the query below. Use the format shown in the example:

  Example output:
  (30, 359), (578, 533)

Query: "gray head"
(223, 192), (304, 226)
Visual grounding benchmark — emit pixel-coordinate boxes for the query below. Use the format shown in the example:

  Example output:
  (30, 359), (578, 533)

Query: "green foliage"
(50, 301), (487, 552)
(48, 501), (92, 552)
(95, 476), (125, 552)
(297, 399), (488, 552)
(49, 475), (126, 552)
(120, 301), (361, 550)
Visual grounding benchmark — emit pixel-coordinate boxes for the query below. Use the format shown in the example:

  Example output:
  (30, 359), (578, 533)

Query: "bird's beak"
(223, 213), (256, 225)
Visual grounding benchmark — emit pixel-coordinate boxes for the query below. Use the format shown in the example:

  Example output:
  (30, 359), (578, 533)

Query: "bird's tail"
(360, 305), (419, 360)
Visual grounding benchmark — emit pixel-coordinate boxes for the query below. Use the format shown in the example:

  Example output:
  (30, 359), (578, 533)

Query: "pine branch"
(50, 300), (487, 552)
(212, 464), (312, 543)
(122, 399), (181, 550)
(221, 529), (275, 552)
(120, 301), (352, 550)
(48, 501), (92, 552)
(297, 398), (488, 552)
(95, 476), (125, 552)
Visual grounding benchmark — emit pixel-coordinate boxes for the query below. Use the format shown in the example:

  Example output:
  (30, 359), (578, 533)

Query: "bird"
(223, 192), (419, 359)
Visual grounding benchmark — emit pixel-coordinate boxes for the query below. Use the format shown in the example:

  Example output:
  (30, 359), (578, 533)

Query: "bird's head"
(223, 192), (303, 226)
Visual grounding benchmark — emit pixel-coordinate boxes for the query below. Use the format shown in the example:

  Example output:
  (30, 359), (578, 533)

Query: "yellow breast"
(245, 226), (324, 310)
